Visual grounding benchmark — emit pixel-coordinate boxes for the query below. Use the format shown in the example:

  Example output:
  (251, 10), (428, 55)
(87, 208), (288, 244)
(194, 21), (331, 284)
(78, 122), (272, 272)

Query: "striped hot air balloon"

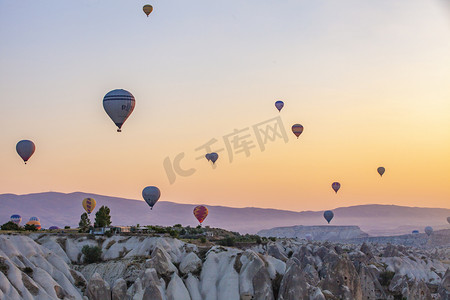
(193, 205), (208, 225)
(26, 220), (41, 230)
(82, 198), (96, 215)
(291, 124), (304, 138)
(103, 89), (135, 132)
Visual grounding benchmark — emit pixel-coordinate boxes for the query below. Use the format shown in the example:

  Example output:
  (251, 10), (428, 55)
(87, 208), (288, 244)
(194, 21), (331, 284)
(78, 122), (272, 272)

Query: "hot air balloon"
(323, 210), (334, 224)
(26, 220), (41, 230)
(143, 4), (153, 17)
(209, 152), (219, 164)
(205, 153), (211, 161)
(377, 167), (385, 177)
(16, 140), (35, 164)
(412, 230), (419, 234)
(142, 186), (161, 210)
(447, 217), (450, 224)
(332, 182), (341, 193)
(305, 233), (313, 241)
(193, 205), (208, 225)
(425, 226), (433, 236)
(10, 215), (22, 225)
(291, 124), (304, 138)
(103, 89), (135, 132)
(29, 216), (40, 222)
(275, 101), (284, 112)
(82, 198), (96, 215)
(49, 226), (59, 230)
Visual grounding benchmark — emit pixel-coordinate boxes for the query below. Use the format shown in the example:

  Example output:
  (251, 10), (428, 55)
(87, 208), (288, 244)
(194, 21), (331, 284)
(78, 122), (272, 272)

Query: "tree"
(79, 213), (91, 233)
(1, 221), (20, 231)
(95, 206), (111, 228)
(24, 224), (37, 231)
(81, 245), (102, 263)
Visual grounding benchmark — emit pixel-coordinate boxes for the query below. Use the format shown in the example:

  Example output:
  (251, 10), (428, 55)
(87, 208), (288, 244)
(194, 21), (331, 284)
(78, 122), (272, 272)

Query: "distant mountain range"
(0, 192), (449, 236)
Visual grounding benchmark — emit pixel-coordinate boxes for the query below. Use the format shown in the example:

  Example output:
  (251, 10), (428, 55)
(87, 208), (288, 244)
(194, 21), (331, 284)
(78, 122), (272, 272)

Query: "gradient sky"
(1, 0), (449, 211)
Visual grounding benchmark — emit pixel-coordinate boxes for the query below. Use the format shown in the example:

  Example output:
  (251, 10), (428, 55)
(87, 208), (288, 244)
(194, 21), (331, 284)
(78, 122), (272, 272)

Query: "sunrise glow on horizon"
(1, 0), (449, 211)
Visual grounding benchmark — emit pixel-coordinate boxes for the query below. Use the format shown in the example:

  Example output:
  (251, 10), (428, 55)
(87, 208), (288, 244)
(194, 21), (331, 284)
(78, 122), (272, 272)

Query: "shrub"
(81, 245), (102, 264)
(22, 267), (33, 275)
(220, 236), (236, 247)
(1, 221), (20, 231)
(379, 270), (395, 286)
(105, 230), (113, 238)
(199, 236), (207, 243)
(64, 226), (70, 229)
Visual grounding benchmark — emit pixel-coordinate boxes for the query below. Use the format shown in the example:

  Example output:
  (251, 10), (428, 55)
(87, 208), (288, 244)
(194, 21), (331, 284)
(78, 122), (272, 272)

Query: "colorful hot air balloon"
(26, 220), (41, 230)
(291, 124), (304, 138)
(82, 198), (96, 215)
(275, 101), (284, 112)
(323, 210), (334, 224)
(377, 167), (385, 177)
(425, 226), (433, 236)
(142, 186), (161, 210)
(16, 140), (35, 164)
(10, 215), (22, 225)
(143, 4), (153, 17)
(193, 205), (208, 225)
(103, 89), (136, 132)
(332, 182), (341, 193)
(209, 152), (219, 164)
(29, 216), (40, 222)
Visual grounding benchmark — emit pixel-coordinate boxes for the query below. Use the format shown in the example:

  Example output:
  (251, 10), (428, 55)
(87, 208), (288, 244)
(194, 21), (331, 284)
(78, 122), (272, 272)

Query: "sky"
(1, 0), (449, 211)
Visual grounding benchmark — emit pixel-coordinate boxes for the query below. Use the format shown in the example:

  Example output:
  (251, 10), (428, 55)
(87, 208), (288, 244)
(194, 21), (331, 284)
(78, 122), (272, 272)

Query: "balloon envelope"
(82, 198), (96, 214)
(447, 217), (450, 224)
(193, 205), (208, 224)
(425, 226), (433, 236)
(209, 152), (219, 164)
(275, 101), (284, 112)
(26, 221), (41, 230)
(291, 124), (304, 138)
(10, 215), (22, 225)
(377, 167), (385, 177)
(29, 216), (40, 222)
(103, 89), (135, 132)
(16, 140), (35, 164)
(142, 186), (161, 210)
(332, 182), (341, 193)
(412, 230), (419, 234)
(49, 226), (59, 230)
(305, 233), (313, 241)
(323, 210), (334, 224)
(205, 153), (211, 161)
(143, 4), (153, 16)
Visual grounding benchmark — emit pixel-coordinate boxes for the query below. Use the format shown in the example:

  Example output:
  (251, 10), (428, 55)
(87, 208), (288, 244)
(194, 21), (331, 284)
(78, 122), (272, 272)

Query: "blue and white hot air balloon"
(29, 216), (40, 222)
(10, 215), (22, 225)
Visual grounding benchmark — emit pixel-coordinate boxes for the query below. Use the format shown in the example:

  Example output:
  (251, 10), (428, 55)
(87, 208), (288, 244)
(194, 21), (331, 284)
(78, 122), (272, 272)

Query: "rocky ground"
(0, 233), (448, 300)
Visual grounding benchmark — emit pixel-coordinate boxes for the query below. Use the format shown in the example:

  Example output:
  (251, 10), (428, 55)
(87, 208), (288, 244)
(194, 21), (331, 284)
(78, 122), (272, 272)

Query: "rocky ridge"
(0, 233), (448, 299)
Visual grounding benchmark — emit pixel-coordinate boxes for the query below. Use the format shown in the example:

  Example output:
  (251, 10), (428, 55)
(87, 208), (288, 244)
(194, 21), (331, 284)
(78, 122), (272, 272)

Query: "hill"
(0, 192), (449, 235)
